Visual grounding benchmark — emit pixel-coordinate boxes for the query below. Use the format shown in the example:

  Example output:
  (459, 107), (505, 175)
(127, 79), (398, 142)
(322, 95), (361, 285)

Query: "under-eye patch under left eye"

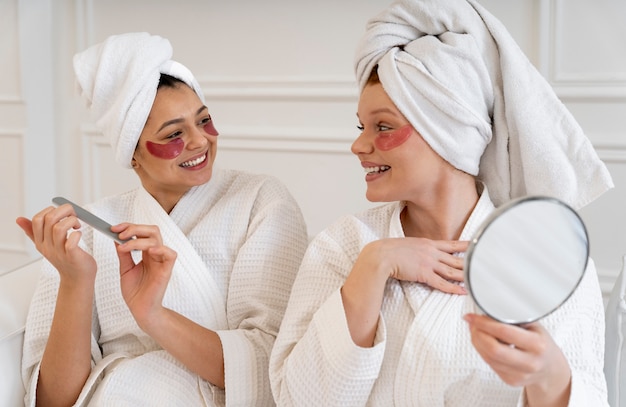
(204, 120), (219, 136)
(146, 138), (185, 159)
(375, 125), (412, 151)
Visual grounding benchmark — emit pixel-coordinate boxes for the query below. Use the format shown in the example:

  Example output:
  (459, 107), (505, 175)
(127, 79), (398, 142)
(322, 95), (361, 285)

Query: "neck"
(142, 184), (187, 214)
(401, 177), (480, 240)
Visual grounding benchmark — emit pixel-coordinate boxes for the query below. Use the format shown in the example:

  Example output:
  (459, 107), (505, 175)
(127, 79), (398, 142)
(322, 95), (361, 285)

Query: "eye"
(198, 114), (213, 127)
(377, 124), (392, 132)
(165, 130), (183, 139)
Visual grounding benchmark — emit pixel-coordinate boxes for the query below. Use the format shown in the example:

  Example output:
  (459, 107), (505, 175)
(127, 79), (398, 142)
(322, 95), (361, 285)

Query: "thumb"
(148, 245), (177, 264)
(115, 243), (136, 274)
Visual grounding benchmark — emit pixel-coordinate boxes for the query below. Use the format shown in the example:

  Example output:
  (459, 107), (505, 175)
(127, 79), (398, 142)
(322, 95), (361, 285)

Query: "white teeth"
(180, 154), (207, 167)
(364, 165), (390, 174)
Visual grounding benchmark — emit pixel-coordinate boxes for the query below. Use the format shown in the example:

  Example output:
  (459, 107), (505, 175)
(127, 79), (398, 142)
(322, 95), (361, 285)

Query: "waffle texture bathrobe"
(22, 168), (308, 406)
(270, 187), (608, 406)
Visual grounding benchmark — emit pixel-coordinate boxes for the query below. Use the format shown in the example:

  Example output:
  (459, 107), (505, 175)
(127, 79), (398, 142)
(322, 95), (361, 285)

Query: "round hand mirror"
(464, 196), (589, 325)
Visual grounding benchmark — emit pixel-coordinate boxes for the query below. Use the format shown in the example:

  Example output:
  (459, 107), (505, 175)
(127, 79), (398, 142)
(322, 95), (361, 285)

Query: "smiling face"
(132, 83), (218, 212)
(353, 82), (453, 204)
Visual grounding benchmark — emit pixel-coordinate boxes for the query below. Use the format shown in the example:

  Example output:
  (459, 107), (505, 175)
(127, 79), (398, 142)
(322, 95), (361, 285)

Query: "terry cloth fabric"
(73, 32), (205, 169)
(270, 186), (609, 406)
(22, 169), (309, 406)
(354, 0), (613, 209)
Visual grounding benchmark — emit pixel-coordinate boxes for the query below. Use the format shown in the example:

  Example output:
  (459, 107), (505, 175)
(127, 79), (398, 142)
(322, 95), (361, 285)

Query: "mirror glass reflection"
(465, 196), (589, 325)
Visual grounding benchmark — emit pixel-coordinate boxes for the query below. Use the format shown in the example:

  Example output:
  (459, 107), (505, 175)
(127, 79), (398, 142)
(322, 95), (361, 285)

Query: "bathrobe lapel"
(392, 190), (495, 405)
(75, 185), (229, 406)
(132, 186), (228, 330)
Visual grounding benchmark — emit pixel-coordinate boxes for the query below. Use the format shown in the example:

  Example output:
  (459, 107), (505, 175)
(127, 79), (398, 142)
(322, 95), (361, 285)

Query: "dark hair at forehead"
(158, 73), (186, 89)
(366, 65), (380, 85)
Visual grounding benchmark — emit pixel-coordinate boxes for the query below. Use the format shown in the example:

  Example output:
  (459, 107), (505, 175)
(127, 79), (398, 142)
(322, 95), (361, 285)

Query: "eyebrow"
(356, 107), (398, 119)
(156, 106), (208, 133)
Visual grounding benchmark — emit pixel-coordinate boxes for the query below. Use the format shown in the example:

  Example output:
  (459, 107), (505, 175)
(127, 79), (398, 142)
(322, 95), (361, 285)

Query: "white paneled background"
(2, 0), (625, 303)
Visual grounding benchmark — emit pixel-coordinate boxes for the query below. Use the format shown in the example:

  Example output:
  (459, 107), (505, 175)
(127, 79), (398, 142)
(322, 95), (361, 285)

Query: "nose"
(351, 130), (374, 156)
(186, 125), (209, 150)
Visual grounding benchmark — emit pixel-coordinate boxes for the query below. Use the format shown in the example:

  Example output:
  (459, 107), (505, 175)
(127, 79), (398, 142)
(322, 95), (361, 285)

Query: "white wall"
(2, 0), (625, 301)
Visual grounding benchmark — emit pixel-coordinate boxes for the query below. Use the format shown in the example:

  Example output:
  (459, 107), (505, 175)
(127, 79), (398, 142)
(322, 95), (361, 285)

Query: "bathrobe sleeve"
(270, 228), (386, 407)
(534, 258), (609, 407)
(21, 247), (103, 407)
(215, 177), (308, 406)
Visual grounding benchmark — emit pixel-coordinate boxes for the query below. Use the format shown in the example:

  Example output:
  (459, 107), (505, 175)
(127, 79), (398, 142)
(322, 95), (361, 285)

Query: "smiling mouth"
(364, 165), (390, 174)
(180, 153), (207, 168)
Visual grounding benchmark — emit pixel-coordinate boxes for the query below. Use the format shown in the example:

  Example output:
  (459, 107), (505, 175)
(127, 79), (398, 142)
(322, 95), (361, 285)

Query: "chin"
(365, 191), (389, 203)
(189, 167), (213, 186)
(366, 186), (405, 203)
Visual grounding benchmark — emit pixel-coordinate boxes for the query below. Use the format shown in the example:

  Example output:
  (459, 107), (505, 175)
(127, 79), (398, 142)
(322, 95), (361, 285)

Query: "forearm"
(273, 290), (384, 406)
(525, 375), (571, 407)
(143, 308), (225, 388)
(525, 341), (572, 407)
(341, 242), (389, 347)
(37, 279), (95, 407)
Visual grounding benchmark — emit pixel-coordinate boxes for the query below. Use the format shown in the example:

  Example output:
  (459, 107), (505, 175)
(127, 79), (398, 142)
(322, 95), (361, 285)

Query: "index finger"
(115, 224), (163, 249)
(433, 239), (470, 254)
(32, 205), (79, 240)
(466, 313), (535, 349)
(16, 217), (35, 241)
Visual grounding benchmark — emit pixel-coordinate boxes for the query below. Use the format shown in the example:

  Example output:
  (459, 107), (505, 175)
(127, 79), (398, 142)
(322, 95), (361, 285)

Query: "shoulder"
(84, 189), (138, 221)
(214, 168), (295, 200)
(219, 168), (286, 187)
(313, 203), (397, 250)
(332, 202), (397, 232)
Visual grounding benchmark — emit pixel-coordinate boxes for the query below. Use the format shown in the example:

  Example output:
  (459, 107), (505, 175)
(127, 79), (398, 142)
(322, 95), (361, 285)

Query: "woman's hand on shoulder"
(113, 223), (177, 331)
(464, 313), (571, 406)
(16, 205), (97, 282)
(342, 237), (467, 346)
(375, 237), (468, 295)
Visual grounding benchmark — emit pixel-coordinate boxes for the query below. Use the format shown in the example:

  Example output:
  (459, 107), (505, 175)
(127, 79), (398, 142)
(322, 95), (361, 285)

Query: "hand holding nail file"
(52, 196), (131, 244)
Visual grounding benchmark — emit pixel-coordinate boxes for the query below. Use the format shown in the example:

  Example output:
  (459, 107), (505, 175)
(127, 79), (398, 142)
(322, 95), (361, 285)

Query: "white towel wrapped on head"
(73, 32), (205, 169)
(355, 0), (613, 209)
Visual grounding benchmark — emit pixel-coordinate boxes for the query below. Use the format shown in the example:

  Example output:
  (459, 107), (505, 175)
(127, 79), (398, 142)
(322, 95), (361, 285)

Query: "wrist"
(58, 273), (95, 297)
(135, 304), (169, 335)
(525, 365), (571, 407)
(360, 240), (394, 282)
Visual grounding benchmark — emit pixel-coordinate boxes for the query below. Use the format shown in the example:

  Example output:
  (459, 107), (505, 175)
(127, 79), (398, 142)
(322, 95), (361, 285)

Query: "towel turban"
(355, 0), (613, 209)
(73, 32), (205, 169)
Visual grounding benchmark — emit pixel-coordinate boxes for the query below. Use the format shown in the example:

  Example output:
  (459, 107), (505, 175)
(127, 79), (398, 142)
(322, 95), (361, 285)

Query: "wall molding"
(596, 148), (626, 163)
(78, 126), (626, 160)
(81, 124), (355, 157)
(198, 76), (358, 102)
(0, 129), (28, 256)
(74, 0), (94, 51)
(540, 0), (626, 88)
(81, 127), (108, 202)
(0, 244), (29, 254)
(0, 130), (24, 139)
(598, 265), (621, 300)
(0, 96), (22, 104)
(554, 85), (626, 102)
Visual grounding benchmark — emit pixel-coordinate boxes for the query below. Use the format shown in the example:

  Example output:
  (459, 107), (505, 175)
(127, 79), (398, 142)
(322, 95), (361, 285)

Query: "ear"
(131, 158), (139, 169)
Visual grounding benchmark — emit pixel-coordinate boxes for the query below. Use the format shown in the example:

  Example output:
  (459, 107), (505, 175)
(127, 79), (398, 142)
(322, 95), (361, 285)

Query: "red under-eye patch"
(145, 138), (185, 159)
(204, 120), (219, 136)
(375, 125), (412, 151)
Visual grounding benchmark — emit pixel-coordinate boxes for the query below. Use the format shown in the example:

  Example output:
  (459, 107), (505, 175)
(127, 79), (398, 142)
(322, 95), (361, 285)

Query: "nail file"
(52, 196), (130, 244)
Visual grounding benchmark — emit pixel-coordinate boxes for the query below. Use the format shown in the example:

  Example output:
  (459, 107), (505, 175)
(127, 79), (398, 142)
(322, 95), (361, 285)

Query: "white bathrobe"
(22, 168), (308, 407)
(270, 188), (608, 406)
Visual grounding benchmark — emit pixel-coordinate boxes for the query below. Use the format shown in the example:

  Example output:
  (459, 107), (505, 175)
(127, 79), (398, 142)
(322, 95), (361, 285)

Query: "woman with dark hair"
(17, 32), (308, 407)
